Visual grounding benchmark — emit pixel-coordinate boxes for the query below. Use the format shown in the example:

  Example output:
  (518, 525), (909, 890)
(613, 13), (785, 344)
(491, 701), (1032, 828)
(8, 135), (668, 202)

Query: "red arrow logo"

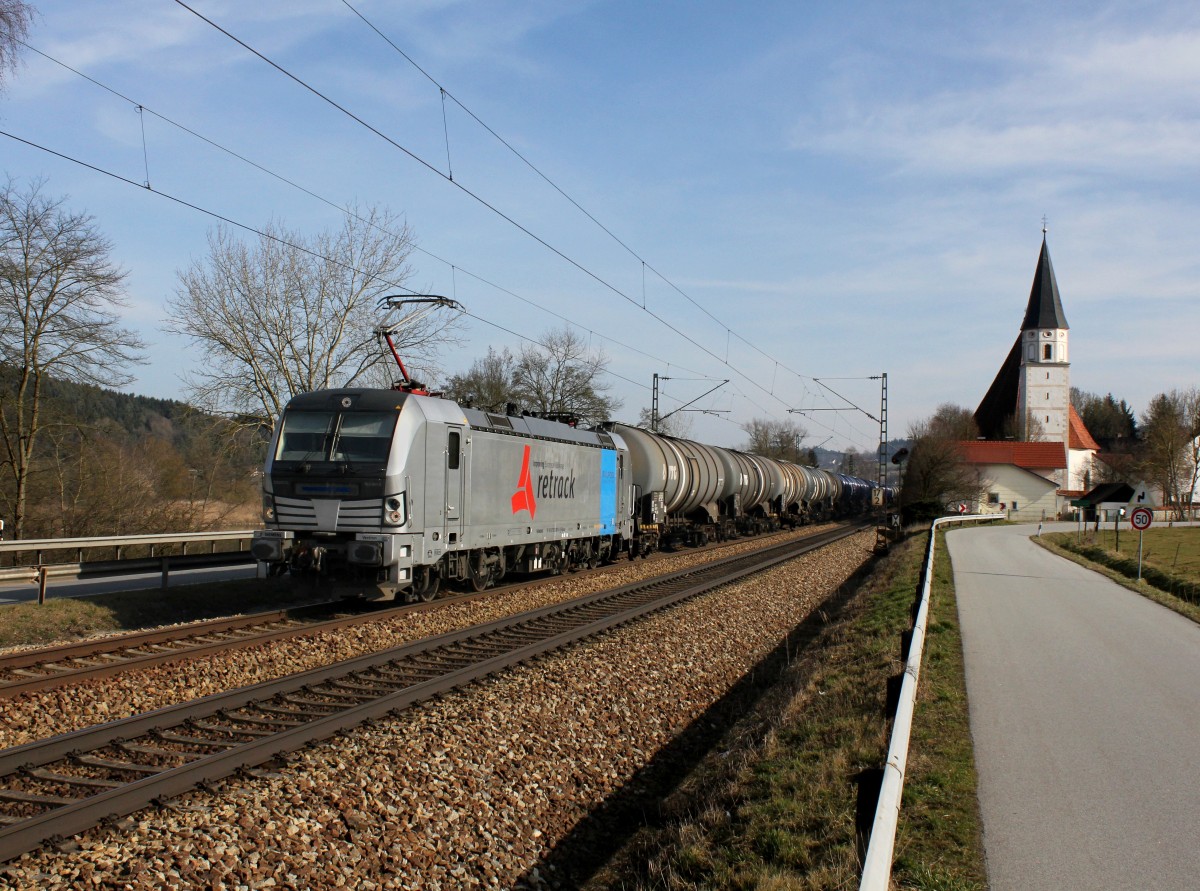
(511, 444), (537, 518)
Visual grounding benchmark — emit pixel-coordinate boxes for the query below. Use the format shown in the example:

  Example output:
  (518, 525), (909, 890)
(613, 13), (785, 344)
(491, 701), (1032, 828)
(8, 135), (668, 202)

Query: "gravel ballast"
(1, 529), (875, 889)
(0, 527), (838, 751)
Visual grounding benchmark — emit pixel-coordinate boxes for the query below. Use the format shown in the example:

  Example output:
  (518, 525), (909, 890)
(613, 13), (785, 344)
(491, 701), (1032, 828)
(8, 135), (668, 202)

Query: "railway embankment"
(0, 526), (988, 888)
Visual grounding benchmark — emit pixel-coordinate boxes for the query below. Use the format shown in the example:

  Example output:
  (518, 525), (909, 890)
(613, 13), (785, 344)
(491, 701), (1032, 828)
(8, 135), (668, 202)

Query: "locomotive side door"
(444, 426), (465, 543)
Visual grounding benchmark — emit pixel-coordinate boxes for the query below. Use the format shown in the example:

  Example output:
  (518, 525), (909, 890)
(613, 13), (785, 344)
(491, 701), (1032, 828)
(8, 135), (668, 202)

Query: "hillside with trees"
(0, 366), (263, 539)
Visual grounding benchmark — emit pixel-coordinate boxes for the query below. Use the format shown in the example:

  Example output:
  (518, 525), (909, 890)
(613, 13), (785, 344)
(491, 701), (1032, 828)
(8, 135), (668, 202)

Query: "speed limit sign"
(1130, 507), (1153, 531)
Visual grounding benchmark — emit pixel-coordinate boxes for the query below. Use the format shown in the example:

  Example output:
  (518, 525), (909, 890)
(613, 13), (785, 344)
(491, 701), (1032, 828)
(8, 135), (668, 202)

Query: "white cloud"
(792, 26), (1200, 179)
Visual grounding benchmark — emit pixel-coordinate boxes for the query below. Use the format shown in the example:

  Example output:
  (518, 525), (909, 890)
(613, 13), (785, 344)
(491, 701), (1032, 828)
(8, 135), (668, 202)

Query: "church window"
(1043, 344), (1052, 360)
(1027, 346), (1037, 360)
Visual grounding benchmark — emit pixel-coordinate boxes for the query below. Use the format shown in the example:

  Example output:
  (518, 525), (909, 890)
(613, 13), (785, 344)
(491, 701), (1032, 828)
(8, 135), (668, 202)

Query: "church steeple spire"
(1017, 231), (1070, 442)
(1021, 234), (1069, 331)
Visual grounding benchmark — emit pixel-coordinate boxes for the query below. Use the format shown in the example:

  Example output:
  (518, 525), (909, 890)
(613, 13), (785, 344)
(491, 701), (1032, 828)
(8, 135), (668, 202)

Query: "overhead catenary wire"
(14, 39), (719, 391)
(0, 129), (692, 417)
(169, 1), (880, 446)
(340, 0), (826, 397)
(12, 20), (881, 453)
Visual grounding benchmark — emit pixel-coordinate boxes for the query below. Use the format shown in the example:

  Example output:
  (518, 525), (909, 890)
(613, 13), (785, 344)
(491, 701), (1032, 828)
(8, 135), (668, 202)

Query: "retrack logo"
(511, 444), (537, 518)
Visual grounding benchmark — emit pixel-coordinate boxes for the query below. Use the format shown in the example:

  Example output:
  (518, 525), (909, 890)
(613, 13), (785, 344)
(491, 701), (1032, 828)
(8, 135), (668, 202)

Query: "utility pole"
(651, 373), (665, 433)
(651, 373), (728, 433)
(877, 372), (888, 491)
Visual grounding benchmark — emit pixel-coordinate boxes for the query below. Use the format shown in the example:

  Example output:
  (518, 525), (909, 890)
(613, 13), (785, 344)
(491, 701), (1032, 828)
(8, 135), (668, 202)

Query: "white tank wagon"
(251, 389), (632, 601)
(717, 449), (773, 532)
(801, 464), (836, 520)
(607, 424), (855, 547)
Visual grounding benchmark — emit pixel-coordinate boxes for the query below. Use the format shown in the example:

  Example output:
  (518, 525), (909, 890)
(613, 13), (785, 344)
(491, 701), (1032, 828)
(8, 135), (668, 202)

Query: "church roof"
(956, 440), (1067, 470)
(1068, 405), (1101, 451)
(973, 335), (1020, 440)
(1021, 235), (1069, 331)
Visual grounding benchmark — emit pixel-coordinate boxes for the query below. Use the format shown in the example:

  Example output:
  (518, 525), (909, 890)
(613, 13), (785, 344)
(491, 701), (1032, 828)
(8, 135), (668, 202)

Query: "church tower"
(1016, 233), (1070, 441)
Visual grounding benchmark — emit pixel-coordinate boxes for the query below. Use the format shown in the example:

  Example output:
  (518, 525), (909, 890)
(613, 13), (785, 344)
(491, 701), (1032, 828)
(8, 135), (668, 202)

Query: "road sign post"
(1130, 508), (1153, 580)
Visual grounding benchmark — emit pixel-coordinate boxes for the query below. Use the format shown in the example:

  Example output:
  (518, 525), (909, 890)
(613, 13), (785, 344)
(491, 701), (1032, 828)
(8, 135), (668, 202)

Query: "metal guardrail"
(0, 530), (256, 557)
(858, 514), (997, 891)
(0, 531), (257, 602)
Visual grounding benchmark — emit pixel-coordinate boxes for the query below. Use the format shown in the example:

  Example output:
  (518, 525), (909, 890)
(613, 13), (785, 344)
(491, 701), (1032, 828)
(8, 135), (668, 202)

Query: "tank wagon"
(251, 389), (887, 601)
(608, 424), (871, 551)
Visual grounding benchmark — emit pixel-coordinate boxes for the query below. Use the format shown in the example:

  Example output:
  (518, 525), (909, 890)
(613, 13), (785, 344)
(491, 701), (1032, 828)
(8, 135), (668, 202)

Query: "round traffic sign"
(1130, 507), (1153, 531)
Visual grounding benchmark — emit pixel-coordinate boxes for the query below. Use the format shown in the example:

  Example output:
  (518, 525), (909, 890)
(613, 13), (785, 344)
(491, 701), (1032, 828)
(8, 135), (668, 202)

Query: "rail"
(858, 514), (997, 891)
(0, 531), (256, 602)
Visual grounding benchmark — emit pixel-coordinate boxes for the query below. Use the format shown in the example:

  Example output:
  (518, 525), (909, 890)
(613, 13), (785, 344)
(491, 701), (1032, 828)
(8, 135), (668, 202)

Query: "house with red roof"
(954, 440), (1065, 519)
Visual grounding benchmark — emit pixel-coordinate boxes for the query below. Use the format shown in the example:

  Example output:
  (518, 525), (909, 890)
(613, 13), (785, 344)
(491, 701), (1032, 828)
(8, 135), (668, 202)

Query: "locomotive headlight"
(384, 493), (407, 526)
(261, 494), (276, 523)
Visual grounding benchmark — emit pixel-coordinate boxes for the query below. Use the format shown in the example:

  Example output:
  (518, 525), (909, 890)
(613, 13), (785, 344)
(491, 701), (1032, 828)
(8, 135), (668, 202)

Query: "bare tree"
(741, 417), (807, 463)
(635, 405), (693, 439)
(928, 403), (979, 440)
(510, 327), (620, 426)
(0, 177), (145, 539)
(0, 1), (34, 89)
(1139, 389), (1197, 518)
(166, 207), (459, 433)
(900, 413), (983, 519)
(442, 346), (516, 412)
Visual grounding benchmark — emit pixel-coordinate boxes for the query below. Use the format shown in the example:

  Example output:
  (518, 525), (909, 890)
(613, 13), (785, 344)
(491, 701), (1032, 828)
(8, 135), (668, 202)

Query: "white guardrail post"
(858, 514), (993, 891)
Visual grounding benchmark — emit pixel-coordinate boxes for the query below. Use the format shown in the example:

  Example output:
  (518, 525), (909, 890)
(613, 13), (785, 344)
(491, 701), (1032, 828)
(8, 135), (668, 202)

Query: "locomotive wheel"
(412, 566), (440, 602)
(468, 550), (492, 592)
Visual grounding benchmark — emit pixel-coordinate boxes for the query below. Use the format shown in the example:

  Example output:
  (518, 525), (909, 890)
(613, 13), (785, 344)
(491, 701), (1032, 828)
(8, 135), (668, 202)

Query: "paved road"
(0, 565), (257, 605)
(948, 522), (1200, 891)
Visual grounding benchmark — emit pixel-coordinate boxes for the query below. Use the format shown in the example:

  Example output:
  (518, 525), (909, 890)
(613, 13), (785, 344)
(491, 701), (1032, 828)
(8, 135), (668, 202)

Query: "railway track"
(0, 523), (859, 865)
(0, 600), (393, 698)
(0, 525), (837, 698)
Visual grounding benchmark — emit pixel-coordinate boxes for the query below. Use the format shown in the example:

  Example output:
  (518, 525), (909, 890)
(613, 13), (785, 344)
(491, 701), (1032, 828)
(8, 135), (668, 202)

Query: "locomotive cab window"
(276, 411), (335, 462)
(448, 431), (461, 469)
(275, 410), (397, 467)
(331, 413), (395, 464)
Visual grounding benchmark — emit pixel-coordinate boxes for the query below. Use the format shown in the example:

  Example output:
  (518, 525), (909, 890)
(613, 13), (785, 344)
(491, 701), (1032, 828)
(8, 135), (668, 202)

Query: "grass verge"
(1036, 528), (1200, 625)
(586, 531), (985, 890)
(0, 578), (317, 650)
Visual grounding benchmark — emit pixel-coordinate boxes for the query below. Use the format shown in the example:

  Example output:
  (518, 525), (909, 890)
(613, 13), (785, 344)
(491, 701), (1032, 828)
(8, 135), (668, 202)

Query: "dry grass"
(0, 578), (313, 651)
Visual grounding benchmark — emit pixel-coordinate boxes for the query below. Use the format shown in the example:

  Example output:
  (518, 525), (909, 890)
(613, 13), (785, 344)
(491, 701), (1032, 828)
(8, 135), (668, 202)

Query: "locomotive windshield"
(274, 410), (397, 467)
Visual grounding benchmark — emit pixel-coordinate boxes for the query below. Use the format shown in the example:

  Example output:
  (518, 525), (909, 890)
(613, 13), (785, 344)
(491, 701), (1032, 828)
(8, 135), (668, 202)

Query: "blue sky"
(2, 0), (1198, 453)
